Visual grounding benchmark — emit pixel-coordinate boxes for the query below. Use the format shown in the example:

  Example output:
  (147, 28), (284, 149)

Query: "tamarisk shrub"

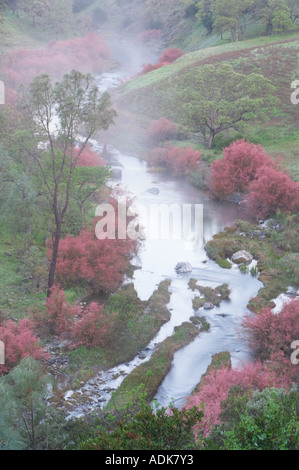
(185, 361), (291, 438)
(74, 146), (106, 167)
(50, 188), (138, 294)
(31, 285), (78, 337)
(31, 285), (117, 349)
(148, 145), (202, 176)
(241, 299), (299, 371)
(70, 302), (116, 349)
(0, 318), (48, 374)
(247, 167), (299, 219)
(146, 117), (178, 145)
(2, 32), (110, 104)
(210, 140), (275, 200)
(138, 47), (184, 76)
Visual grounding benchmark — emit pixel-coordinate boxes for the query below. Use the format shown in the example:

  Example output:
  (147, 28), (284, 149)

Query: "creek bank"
(51, 68), (267, 416)
(49, 280), (172, 409)
(190, 351), (232, 397)
(105, 321), (200, 411)
(188, 280), (231, 311)
(205, 217), (298, 313)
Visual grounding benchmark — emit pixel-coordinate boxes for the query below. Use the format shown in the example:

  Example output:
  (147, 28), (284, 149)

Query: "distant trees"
(2, 0), (74, 33)
(19, 0), (49, 27)
(253, 0), (294, 34)
(196, 0), (296, 39)
(287, 0), (299, 24)
(195, 0), (214, 34)
(212, 0), (256, 41)
(174, 64), (277, 149)
(1, 32), (111, 96)
(41, 0), (74, 36)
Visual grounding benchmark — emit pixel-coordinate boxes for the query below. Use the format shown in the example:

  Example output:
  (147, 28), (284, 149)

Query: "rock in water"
(175, 262), (192, 273)
(146, 187), (160, 195)
(231, 250), (253, 264)
(203, 303), (214, 310)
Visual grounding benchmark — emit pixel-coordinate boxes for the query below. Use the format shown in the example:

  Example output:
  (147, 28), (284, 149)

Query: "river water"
(64, 45), (263, 417)
(101, 147), (262, 409)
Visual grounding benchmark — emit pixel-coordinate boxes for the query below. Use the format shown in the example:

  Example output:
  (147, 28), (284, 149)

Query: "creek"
(63, 41), (263, 417)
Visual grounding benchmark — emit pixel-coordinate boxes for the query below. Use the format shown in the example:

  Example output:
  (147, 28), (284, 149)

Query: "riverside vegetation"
(0, 0), (298, 450)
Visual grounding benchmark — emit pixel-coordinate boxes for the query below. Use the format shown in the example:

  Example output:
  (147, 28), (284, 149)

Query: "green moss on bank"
(191, 351), (232, 396)
(64, 280), (172, 389)
(205, 215), (299, 312)
(105, 321), (199, 410)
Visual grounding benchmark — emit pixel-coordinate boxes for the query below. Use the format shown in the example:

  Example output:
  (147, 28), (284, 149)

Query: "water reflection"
(108, 149), (262, 409)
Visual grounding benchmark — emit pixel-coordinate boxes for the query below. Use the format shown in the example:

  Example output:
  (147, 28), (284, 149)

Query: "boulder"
(111, 168), (122, 180)
(226, 192), (243, 204)
(146, 187), (159, 195)
(175, 262), (192, 274)
(203, 303), (214, 310)
(286, 287), (298, 297)
(231, 250), (253, 264)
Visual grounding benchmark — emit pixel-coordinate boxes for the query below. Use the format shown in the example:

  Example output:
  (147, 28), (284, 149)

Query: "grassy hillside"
(109, 32), (299, 181)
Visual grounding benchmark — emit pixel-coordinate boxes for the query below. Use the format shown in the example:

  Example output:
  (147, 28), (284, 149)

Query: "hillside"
(109, 33), (299, 181)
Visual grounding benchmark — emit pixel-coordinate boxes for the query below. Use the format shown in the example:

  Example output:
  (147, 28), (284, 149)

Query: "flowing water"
(64, 47), (263, 417)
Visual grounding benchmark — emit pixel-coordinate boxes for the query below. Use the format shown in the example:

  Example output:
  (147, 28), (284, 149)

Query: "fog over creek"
(63, 36), (264, 418)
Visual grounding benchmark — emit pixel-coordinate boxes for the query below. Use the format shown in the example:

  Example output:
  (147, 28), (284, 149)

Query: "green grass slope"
(111, 32), (299, 180)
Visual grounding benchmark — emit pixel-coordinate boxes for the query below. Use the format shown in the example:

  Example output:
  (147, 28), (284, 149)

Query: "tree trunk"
(266, 22), (273, 35)
(206, 130), (215, 149)
(47, 222), (61, 298)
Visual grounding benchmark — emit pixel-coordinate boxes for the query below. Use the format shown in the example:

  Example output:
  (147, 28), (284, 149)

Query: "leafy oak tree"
(197, 0), (295, 37)
(20, 0), (49, 27)
(287, 0), (299, 24)
(174, 63), (278, 149)
(212, 0), (256, 41)
(196, 0), (215, 34)
(253, 0), (294, 34)
(1, 70), (116, 297)
(41, 0), (74, 37)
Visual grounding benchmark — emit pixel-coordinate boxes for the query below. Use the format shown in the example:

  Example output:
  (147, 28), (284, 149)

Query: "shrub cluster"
(210, 140), (299, 218)
(0, 318), (48, 374)
(148, 145), (202, 176)
(138, 47), (184, 76)
(146, 117), (178, 145)
(31, 285), (117, 350)
(1, 33), (111, 104)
